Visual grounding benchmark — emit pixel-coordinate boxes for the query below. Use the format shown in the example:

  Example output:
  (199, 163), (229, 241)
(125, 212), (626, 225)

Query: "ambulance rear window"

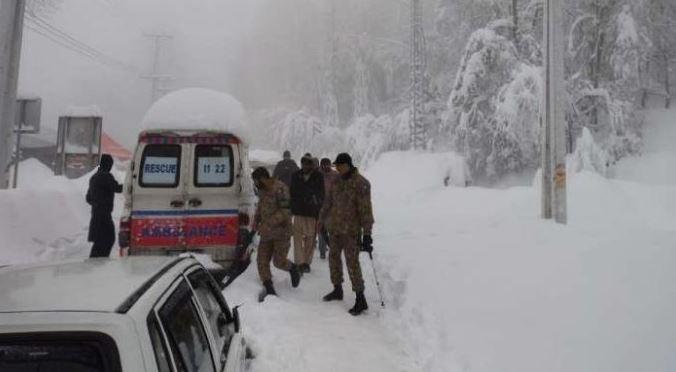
(194, 145), (234, 187)
(140, 145), (181, 188)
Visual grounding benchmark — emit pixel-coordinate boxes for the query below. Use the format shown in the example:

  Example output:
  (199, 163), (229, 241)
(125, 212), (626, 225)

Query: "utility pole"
(0, 0), (26, 189)
(409, 0), (427, 150)
(141, 33), (173, 103)
(542, 0), (567, 224)
(323, 0), (339, 128)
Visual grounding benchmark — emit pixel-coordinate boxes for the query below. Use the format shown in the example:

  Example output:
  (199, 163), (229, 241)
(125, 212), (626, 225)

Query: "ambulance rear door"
(130, 139), (187, 251)
(182, 136), (241, 252)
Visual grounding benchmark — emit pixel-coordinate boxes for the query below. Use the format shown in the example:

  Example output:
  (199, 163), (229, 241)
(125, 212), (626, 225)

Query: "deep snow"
(0, 110), (674, 371)
(141, 88), (250, 142)
(368, 153), (676, 372)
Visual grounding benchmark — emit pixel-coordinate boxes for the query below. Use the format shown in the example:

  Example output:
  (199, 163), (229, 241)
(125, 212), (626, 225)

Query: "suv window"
(147, 314), (172, 372)
(188, 269), (234, 364)
(194, 145), (234, 187)
(140, 144), (181, 188)
(159, 281), (215, 372)
(0, 332), (121, 372)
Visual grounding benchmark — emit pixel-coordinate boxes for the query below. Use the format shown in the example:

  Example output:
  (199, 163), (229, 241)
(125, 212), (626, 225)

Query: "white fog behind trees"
(20, 0), (676, 184)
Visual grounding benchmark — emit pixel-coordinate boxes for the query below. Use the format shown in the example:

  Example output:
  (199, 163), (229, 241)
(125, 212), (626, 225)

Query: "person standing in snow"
(252, 167), (301, 300)
(319, 153), (374, 316)
(86, 154), (123, 258)
(317, 157), (339, 259)
(290, 156), (324, 273)
(273, 150), (299, 188)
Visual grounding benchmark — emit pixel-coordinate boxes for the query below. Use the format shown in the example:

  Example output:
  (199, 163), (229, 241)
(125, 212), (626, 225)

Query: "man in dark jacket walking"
(273, 150), (299, 188)
(290, 156), (324, 273)
(86, 154), (123, 258)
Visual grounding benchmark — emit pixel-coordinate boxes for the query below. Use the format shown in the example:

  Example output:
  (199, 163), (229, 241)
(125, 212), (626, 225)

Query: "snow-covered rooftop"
(141, 88), (250, 142)
(64, 105), (103, 117)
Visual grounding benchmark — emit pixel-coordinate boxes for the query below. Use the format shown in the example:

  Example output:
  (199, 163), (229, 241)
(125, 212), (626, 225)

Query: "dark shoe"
(320, 252), (326, 260)
(299, 263), (311, 273)
(322, 285), (343, 302)
(264, 280), (277, 296)
(349, 291), (368, 316)
(289, 264), (301, 288)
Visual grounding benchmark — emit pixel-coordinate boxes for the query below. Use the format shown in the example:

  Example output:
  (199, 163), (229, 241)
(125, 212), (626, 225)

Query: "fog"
(19, 0), (263, 147)
(18, 0), (675, 181)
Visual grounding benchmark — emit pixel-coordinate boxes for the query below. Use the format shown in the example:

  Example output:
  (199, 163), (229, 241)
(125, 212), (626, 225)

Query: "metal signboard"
(55, 115), (102, 179)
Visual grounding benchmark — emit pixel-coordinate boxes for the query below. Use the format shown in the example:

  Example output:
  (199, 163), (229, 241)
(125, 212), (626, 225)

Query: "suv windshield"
(0, 333), (121, 372)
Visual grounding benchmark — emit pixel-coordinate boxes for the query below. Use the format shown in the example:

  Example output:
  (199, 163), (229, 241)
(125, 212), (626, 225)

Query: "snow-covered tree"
(565, 1), (647, 161)
(353, 45), (370, 118)
(568, 127), (609, 176)
(488, 63), (542, 176)
(445, 21), (522, 180)
(645, 0), (676, 108)
(272, 110), (323, 155)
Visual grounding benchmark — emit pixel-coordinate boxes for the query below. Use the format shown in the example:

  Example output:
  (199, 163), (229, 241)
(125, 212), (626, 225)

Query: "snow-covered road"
(1, 110), (674, 372)
(224, 253), (420, 372)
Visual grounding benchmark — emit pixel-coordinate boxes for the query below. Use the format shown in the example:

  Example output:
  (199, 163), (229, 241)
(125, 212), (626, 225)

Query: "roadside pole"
(0, 0), (26, 189)
(542, 0), (567, 224)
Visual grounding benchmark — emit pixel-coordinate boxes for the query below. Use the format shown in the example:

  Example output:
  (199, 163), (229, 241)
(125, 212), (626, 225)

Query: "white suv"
(0, 256), (251, 372)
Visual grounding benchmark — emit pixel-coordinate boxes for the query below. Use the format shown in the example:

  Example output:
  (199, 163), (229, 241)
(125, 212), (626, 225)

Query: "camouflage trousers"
(257, 238), (292, 283)
(328, 234), (364, 292)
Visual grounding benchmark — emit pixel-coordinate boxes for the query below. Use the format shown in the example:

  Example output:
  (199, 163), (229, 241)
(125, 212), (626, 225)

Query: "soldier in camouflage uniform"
(252, 167), (301, 299)
(319, 153), (374, 316)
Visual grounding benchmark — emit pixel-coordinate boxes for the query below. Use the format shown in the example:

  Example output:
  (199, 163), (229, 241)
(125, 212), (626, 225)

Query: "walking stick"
(368, 251), (386, 308)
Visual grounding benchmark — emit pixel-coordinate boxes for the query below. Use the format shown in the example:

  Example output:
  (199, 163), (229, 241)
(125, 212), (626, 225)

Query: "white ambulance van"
(118, 89), (256, 280)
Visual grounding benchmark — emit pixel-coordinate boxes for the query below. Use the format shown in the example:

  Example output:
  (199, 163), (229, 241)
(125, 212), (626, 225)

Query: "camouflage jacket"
(254, 180), (292, 241)
(320, 169), (374, 236)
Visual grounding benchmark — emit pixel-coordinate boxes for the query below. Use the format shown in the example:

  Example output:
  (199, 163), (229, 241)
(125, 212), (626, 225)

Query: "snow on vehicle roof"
(64, 105), (103, 117)
(141, 88), (250, 143)
(0, 256), (188, 313)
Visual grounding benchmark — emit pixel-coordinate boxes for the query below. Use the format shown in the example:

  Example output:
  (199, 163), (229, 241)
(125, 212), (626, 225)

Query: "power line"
(23, 12), (139, 74)
(25, 12), (137, 72)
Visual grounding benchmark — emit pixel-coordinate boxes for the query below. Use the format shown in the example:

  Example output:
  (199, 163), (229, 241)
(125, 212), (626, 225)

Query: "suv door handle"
(170, 200), (185, 208)
(188, 198), (203, 207)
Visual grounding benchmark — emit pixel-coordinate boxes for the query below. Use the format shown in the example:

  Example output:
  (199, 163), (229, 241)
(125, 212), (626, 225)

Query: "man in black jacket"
(273, 150), (299, 188)
(290, 156), (324, 273)
(86, 154), (123, 258)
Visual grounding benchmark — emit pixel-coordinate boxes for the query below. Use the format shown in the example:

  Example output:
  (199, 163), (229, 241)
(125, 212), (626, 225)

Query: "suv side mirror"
(232, 305), (242, 333)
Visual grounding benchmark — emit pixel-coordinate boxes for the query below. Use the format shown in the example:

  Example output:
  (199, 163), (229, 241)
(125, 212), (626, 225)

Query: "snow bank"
(141, 88), (250, 142)
(367, 149), (676, 372)
(0, 159), (126, 266)
(367, 151), (469, 195)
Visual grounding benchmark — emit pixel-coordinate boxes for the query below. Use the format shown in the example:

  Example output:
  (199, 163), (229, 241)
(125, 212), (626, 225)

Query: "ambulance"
(118, 89), (256, 281)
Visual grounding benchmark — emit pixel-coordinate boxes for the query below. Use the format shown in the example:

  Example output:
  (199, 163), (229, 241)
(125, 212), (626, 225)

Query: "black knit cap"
(252, 167), (270, 180)
(333, 153), (353, 167)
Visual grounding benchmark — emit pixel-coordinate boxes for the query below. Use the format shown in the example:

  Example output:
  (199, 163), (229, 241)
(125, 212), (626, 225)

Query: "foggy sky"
(19, 0), (262, 147)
